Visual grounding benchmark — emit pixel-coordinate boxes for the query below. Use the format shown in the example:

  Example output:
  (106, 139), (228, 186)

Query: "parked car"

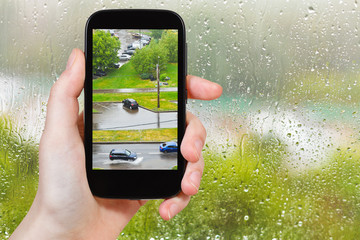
(119, 54), (131, 61)
(109, 149), (137, 161)
(132, 33), (141, 38)
(140, 39), (149, 45)
(123, 98), (139, 110)
(159, 142), (178, 153)
(123, 49), (135, 55)
(94, 70), (106, 77)
(112, 63), (120, 68)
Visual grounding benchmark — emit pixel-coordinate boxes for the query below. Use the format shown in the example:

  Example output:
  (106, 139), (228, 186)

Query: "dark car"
(159, 141), (178, 153)
(123, 98), (139, 110)
(111, 63), (120, 69)
(94, 70), (106, 77)
(109, 149), (137, 161)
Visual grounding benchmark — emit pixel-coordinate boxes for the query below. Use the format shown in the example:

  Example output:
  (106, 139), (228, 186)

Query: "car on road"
(119, 54), (131, 61)
(109, 149), (137, 161)
(159, 141), (178, 153)
(123, 98), (139, 110)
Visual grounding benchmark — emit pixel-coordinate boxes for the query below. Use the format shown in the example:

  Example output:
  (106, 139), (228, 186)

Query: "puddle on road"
(107, 156), (144, 165)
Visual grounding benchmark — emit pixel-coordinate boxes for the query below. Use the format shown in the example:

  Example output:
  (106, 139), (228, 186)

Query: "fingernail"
(194, 139), (203, 160)
(66, 49), (77, 70)
(190, 171), (201, 191)
(168, 204), (178, 220)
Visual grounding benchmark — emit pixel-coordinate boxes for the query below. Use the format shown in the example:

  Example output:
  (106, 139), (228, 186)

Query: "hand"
(11, 49), (222, 240)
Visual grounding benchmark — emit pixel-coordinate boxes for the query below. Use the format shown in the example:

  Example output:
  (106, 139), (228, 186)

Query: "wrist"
(11, 199), (61, 239)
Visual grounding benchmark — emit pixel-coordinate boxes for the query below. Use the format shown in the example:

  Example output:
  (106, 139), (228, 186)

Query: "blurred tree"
(131, 42), (168, 76)
(93, 30), (121, 72)
(150, 30), (164, 40)
(160, 30), (178, 63)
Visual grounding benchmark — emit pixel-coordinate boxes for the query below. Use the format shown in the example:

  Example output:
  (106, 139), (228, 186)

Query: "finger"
(44, 48), (85, 135)
(181, 112), (206, 163)
(187, 75), (222, 100)
(181, 155), (204, 196)
(158, 192), (191, 221)
(77, 111), (84, 142)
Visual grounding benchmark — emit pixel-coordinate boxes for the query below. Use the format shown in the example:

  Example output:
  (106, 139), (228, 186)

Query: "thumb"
(44, 48), (85, 135)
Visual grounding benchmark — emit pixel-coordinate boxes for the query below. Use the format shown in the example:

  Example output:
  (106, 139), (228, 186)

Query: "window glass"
(1, 0), (360, 239)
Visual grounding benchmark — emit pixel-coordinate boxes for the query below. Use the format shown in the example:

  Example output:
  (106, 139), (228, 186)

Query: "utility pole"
(156, 63), (160, 108)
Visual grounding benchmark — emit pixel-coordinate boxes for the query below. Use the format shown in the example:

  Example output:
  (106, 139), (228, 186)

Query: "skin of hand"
(10, 48), (222, 240)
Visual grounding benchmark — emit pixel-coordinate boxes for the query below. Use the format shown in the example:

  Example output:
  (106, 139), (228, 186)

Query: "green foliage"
(0, 116), (38, 237)
(150, 30), (164, 40)
(93, 30), (121, 72)
(160, 73), (167, 81)
(140, 73), (151, 80)
(131, 42), (168, 76)
(160, 30), (178, 63)
(118, 134), (360, 239)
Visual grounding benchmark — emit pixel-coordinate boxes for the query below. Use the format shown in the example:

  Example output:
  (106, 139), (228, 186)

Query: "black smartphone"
(84, 9), (187, 199)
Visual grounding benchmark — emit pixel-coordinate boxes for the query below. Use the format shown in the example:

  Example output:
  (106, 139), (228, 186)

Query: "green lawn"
(93, 92), (178, 111)
(93, 62), (178, 89)
(93, 128), (177, 142)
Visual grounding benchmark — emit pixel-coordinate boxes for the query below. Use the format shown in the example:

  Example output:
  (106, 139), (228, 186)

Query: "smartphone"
(84, 9), (187, 198)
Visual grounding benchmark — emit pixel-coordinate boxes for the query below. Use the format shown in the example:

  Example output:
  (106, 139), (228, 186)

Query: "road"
(93, 102), (177, 130)
(93, 143), (177, 170)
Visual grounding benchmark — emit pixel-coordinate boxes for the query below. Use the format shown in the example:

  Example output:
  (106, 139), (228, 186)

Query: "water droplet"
(308, 6), (315, 13)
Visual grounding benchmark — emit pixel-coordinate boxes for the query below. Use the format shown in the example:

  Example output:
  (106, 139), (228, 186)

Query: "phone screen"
(92, 29), (179, 170)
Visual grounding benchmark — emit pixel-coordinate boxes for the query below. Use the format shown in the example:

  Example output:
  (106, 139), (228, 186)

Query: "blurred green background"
(1, 0), (360, 239)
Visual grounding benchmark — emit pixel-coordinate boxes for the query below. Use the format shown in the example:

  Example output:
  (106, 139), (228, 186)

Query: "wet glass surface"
(1, 0), (360, 238)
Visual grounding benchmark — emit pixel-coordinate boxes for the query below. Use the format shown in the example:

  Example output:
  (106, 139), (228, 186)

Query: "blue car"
(159, 142), (178, 153)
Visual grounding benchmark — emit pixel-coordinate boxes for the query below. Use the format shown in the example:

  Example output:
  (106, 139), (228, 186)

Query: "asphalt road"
(93, 143), (177, 170)
(93, 102), (177, 130)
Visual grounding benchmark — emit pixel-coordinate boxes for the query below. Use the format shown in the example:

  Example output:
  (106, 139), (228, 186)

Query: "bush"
(160, 74), (167, 81)
(140, 73), (151, 80)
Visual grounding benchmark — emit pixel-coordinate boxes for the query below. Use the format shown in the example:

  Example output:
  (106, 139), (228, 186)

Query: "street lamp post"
(156, 62), (160, 109)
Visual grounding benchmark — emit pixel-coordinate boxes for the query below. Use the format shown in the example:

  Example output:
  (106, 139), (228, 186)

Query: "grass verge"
(93, 62), (178, 89)
(93, 92), (178, 111)
(93, 128), (177, 142)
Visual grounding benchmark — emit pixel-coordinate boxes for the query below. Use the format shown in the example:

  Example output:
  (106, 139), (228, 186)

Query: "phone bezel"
(84, 9), (186, 199)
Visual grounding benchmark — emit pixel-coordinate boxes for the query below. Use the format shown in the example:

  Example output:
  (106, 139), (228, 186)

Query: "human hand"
(11, 48), (222, 240)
